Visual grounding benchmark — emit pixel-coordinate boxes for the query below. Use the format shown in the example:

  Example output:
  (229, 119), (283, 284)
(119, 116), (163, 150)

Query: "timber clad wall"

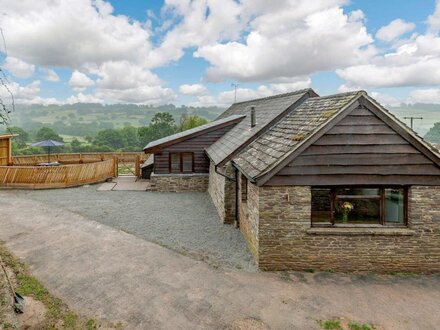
(252, 185), (440, 273)
(154, 125), (235, 174)
(268, 106), (440, 186)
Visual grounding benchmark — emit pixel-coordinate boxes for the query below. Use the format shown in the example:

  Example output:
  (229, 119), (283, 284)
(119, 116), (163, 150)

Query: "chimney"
(250, 106), (256, 128)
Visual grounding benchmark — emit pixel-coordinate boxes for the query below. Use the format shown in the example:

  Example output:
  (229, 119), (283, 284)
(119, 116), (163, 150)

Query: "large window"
(311, 187), (407, 227)
(169, 152), (194, 173)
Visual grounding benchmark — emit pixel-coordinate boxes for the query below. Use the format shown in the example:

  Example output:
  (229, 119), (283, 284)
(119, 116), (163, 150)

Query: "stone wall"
(150, 173), (209, 192)
(208, 162), (236, 224)
(238, 176), (259, 259)
(255, 185), (440, 274)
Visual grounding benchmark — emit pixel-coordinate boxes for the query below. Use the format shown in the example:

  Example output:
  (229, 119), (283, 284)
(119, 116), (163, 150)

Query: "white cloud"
(337, 33), (440, 88)
(191, 77), (311, 107)
(0, 80), (61, 104)
(94, 61), (176, 104)
(193, 2), (373, 82)
(44, 69), (60, 82)
(67, 93), (103, 104)
(147, 0), (243, 67)
(407, 88), (440, 104)
(179, 84), (208, 96)
(428, 0), (440, 33)
(337, 3), (440, 89)
(0, 0), (153, 69)
(376, 19), (415, 42)
(3, 56), (35, 78)
(69, 71), (95, 92)
(370, 92), (402, 107)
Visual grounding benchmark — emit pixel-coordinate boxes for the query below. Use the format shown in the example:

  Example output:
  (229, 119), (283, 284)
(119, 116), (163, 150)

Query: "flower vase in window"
(341, 201), (354, 223)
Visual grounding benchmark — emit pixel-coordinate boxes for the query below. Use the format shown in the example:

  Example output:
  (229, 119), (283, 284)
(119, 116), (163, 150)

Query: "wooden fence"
(0, 158), (116, 189)
(12, 152), (148, 165)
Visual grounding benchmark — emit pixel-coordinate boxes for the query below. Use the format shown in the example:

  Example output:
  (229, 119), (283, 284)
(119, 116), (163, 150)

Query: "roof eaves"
(251, 92), (364, 185)
(143, 115), (245, 153)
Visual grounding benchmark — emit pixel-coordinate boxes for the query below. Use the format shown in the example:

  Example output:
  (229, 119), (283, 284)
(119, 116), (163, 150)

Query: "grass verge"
(0, 241), (115, 329)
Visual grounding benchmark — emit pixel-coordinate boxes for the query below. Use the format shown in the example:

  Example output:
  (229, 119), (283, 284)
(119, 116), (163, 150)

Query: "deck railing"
(11, 152), (148, 165)
(0, 158), (116, 189)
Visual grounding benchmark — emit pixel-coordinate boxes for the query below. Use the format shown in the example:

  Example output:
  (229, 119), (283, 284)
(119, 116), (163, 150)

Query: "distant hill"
(3, 102), (440, 142)
(388, 103), (440, 137)
(6, 103), (225, 137)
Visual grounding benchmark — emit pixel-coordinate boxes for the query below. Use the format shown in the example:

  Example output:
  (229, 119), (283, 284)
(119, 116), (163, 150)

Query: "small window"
(311, 187), (407, 227)
(169, 152), (194, 173)
(384, 188), (405, 224)
(182, 152), (193, 173)
(170, 153), (181, 173)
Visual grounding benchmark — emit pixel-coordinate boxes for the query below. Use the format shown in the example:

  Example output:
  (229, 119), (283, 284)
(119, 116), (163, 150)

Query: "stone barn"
(144, 89), (440, 273)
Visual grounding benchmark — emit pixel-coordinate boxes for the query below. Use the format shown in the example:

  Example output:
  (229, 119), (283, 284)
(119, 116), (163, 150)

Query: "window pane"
(334, 198), (380, 224)
(311, 188), (332, 224)
(385, 188), (404, 224)
(335, 188), (380, 196)
(182, 153), (193, 172)
(170, 153), (180, 173)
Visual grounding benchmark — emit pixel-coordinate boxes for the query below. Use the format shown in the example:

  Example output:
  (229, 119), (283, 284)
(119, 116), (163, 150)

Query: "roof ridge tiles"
(231, 88), (314, 106)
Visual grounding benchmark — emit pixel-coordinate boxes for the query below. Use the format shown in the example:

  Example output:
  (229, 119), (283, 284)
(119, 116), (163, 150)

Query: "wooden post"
(7, 136), (12, 166)
(135, 154), (141, 178)
(113, 155), (118, 177)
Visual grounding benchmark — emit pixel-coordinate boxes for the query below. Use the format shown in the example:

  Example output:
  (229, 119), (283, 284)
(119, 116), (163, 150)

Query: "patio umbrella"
(31, 139), (64, 163)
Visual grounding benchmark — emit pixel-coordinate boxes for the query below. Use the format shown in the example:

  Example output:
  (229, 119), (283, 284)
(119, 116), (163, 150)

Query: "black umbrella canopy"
(31, 139), (64, 147)
(31, 140), (64, 163)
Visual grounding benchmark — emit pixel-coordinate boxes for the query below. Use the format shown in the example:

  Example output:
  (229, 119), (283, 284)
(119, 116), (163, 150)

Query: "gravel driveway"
(12, 185), (257, 271)
(1, 191), (440, 329)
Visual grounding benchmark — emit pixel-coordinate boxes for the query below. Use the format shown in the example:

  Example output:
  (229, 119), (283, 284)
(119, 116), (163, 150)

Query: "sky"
(1, 0), (440, 108)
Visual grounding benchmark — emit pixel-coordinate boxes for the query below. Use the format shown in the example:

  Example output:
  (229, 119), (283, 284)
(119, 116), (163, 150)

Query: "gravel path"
(2, 192), (440, 329)
(12, 185), (257, 271)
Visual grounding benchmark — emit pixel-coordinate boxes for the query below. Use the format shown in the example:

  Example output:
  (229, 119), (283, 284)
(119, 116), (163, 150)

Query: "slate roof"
(143, 114), (244, 152)
(206, 89), (314, 165)
(232, 91), (362, 180)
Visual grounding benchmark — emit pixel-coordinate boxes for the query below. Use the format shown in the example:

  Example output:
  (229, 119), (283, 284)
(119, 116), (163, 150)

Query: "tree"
(7, 126), (29, 148)
(179, 114), (208, 132)
(93, 129), (127, 149)
(120, 125), (139, 148)
(425, 122), (440, 143)
(138, 112), (177, 147)
(36, 127), (63, 142)
(70, 138), (82, 152)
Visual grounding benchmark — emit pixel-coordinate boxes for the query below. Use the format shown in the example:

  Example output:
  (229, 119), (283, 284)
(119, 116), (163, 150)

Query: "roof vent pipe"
(250, 106), (256, 128)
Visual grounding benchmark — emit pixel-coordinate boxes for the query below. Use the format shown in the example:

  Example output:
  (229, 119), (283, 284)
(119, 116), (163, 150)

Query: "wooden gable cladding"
(266, 105), (440, 186)
(154, 124), (234, 174)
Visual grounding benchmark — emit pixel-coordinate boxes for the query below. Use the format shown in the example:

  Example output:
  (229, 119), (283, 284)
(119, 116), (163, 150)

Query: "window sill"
(306, 227), (416, 236)
(151, 173), (208, 177)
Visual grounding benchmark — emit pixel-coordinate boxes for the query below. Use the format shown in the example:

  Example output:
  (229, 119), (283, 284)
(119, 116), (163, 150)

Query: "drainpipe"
(214, 164), (239, 227)
(214, 164), (236, 181)
(234, 166), (240, 228)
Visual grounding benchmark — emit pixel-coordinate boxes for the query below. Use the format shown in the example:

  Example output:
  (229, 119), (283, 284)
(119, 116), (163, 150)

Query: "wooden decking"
(0, 152), (149, 189)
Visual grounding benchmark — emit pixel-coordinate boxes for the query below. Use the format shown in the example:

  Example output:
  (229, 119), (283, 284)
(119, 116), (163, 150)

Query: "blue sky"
(1, 0), (440, 107)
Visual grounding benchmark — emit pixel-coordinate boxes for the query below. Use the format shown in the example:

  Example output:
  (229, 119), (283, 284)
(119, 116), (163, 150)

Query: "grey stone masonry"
(253, 185), (440, 273)
(208, 161), (236, 224)
(150, 173), (209, 192)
